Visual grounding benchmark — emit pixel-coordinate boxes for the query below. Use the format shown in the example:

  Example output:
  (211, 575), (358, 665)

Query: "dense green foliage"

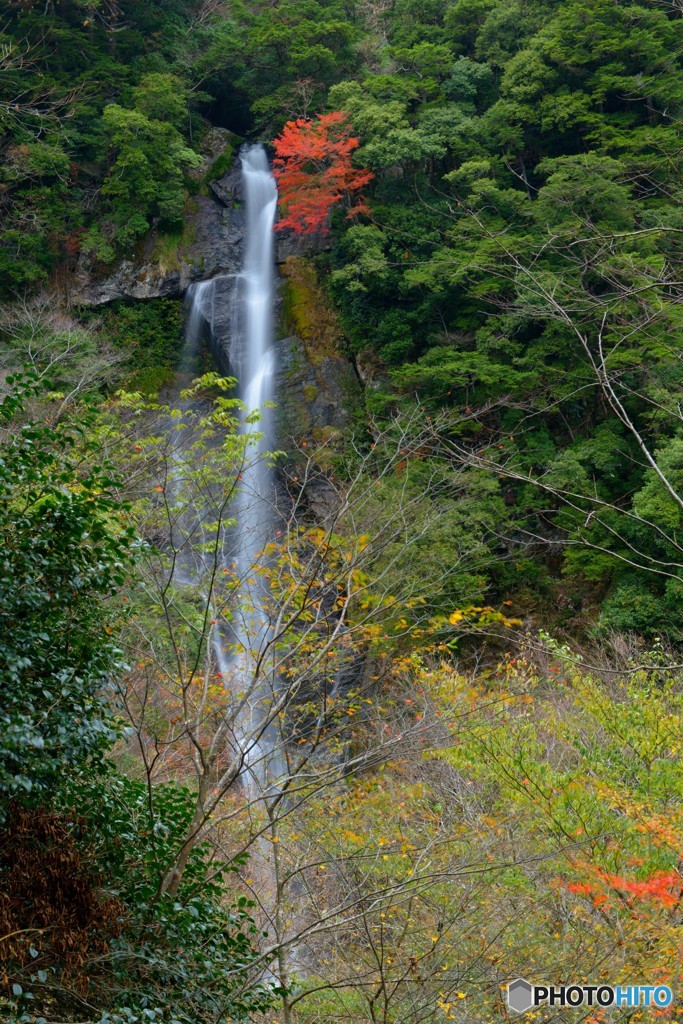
(314, 0), (683, 635)
(0, 0), (202, 290)
(81, 298), (187, 392)
(2, 774), (272, 1024)
(0, 378), (134, 802)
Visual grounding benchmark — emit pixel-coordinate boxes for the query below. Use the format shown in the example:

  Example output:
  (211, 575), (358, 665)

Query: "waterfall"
(182, 145), (281, 793)
(231, 145), (278, 422)
(230, 144), (278, 631)
(224, 145), (280, 791)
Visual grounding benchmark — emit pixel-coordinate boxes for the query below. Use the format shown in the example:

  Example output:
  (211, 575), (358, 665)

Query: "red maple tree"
(272, 110), (373, 235)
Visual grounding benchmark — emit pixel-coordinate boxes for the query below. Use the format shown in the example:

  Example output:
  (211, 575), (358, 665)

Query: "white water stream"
(184, 145), (281, 793)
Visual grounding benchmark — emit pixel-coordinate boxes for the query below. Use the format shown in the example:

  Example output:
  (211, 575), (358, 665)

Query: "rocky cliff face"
(275, 256), (361, 439)
(275, 333), (358, 438)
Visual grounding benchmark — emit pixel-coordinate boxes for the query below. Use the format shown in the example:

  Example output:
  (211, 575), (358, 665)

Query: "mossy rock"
(203, 146), (236, 185)
(280, 256), (342, 364)
(275, 334), (361, 449)
(151, 199), (199, 273)
(190, 127), (243, 190)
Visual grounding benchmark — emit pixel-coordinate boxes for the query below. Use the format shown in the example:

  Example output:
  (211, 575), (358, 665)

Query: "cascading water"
(183, 145), (281, 793)
(230, 145), (278, 429)
(221, 145), (280, 791)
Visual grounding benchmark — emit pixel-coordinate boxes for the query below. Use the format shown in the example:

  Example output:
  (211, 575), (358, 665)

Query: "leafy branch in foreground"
(0, 377), (275, 1024)
(0, 375), (135, 804)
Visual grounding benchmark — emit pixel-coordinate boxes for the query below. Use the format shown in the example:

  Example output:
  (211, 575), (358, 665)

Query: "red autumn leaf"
(565, 868), (683, 909)
(273, 110), (373, 236)
(603, 869), (683, 908)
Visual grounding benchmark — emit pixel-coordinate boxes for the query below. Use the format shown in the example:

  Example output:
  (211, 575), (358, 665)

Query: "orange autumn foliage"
(566, 868), (683, 909)
(273, 111), (373, 235)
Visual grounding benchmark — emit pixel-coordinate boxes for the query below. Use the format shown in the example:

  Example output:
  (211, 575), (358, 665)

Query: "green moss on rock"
(280, 257), (343, 365)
